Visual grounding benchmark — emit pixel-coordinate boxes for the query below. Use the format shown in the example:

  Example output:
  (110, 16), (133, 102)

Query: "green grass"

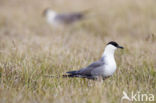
(0, 0), (156, 103)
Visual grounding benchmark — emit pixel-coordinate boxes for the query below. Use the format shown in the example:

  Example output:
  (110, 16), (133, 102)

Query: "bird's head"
(107, 41), (123, 49)
(42, 8), (56, 17)
(104, 41), (124, 55)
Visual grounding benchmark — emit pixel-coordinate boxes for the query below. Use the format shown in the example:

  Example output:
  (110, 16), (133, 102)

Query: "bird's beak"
(42, 9), (47, 17)
(117, 46), (124, 49)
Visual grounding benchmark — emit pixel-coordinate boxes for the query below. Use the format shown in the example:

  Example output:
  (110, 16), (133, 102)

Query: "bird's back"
(55, 13), (84, 24)
(66, 59), (106, 79)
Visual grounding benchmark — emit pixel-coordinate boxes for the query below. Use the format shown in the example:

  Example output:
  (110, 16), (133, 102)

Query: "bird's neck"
(46, 11), (56, 22)
(102, 47), (115, 57)
(101, 48), (115, 62)
(101, 45), (117, 71)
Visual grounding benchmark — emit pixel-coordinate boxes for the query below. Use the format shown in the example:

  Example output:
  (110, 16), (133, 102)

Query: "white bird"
(64, 41), (124, 80)
(42, 8), (88, 26)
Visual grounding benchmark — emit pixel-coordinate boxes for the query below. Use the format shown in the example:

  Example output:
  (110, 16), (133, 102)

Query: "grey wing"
(78, 60), (105, 76)
(55, 13), (84, 24)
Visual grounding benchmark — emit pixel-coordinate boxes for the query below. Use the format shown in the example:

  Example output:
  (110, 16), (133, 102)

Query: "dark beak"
(42, 9), (47, 17)
(117, 46), (124, 49)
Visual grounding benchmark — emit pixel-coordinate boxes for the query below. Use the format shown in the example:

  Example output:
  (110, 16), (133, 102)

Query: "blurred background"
(0, 0), (156, 103)
(1, 0), (156, 37)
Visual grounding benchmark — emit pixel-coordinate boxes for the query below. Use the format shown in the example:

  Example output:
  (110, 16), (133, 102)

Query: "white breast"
(45, 11), (57, 26)
(103, 55), (117, 77)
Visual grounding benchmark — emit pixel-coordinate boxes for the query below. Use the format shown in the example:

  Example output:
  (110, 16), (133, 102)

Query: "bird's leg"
(97, 76), (104, 83)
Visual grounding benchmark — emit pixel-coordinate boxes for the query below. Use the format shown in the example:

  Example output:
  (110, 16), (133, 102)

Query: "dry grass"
(0, 0), (156, 103)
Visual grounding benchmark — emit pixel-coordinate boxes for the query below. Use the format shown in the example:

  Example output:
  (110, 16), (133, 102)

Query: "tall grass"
(0, 0), (156, 103)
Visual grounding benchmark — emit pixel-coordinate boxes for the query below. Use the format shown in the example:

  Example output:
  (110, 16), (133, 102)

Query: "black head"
(42, 8), (50, 16)
(107, 41), (124, 49)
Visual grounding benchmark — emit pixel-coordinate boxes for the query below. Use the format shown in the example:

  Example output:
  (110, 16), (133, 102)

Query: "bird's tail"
(79, 8), (91, 15)
(77, 8), (95, 20)
(43, 73), (78, 78)
(44, 70), (80, 78)
(44, 75), (61, 78)
(66, 70), (78, 75)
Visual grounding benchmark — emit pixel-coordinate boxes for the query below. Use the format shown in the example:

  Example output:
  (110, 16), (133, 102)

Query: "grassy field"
(0, 0), (156, 103)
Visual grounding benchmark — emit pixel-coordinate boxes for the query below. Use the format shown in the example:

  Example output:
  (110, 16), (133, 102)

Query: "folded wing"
(66, 59), (105, 79)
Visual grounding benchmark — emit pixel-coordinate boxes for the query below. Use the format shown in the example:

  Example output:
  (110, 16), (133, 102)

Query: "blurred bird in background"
(42, 8), (90, 27)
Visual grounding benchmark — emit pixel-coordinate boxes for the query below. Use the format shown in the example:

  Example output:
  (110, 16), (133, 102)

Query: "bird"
(64, 41), (124, 80)
(42, 8), (88, 26)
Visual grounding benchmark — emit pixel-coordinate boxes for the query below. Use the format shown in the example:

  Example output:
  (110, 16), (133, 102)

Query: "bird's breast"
(103, 64), (116, 77)
(103, 56), (117, 77)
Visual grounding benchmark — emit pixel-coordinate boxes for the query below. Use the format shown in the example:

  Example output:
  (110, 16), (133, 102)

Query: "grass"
(0, 0), (156, 103)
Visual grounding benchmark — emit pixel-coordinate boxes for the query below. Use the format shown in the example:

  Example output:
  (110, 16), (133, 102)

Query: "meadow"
(0, 0), (156, 103)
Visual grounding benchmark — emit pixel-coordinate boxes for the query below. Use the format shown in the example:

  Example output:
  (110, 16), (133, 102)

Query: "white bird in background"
(42, 8), (89, 26)
(64, 41), (124, 80)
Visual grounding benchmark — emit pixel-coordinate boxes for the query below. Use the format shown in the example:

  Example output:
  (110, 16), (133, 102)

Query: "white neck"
(46, 10), (56, 23)
(102, 45), (116, 57)
(101, 45), (117, 76)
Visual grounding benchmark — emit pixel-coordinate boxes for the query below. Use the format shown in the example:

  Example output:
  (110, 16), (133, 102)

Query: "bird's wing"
(55, 13), (84, 24)
(78, 60), (105, 76)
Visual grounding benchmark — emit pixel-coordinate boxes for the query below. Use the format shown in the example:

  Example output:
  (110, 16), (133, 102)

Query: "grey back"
(77, 58), (105, 77)
(55, 13), (84, 24)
